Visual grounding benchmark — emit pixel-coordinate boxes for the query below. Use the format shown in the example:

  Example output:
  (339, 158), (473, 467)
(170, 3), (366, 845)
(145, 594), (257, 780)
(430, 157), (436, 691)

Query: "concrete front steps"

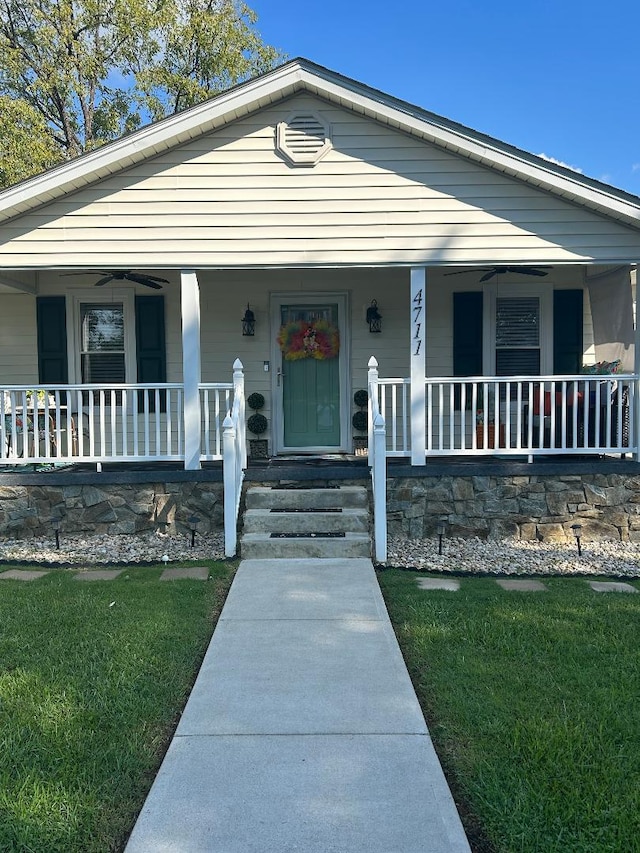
(241, 485), (371, 559)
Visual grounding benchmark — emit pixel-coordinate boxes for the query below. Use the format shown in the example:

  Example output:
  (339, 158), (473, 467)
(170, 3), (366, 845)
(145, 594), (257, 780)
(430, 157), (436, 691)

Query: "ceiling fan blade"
(479, 270), (497, 282)
(135, 273), (169, 284)
(444, 268), (491, 277)
(124, 272), (166, 288)
(511, 267), (549, 277)
(94, 275), (115, 286)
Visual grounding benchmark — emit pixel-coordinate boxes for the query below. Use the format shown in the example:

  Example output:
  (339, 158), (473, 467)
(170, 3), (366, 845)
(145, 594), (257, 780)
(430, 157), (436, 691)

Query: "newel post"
(223, 413), (237, 557)
(232, 358), (246, 468)
(367, 356), (379, 464)
(372, 412), (387, 563)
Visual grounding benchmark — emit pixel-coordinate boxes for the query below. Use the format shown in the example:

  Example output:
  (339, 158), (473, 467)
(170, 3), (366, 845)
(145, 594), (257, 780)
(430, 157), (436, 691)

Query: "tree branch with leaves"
(0, 0), (282, 186)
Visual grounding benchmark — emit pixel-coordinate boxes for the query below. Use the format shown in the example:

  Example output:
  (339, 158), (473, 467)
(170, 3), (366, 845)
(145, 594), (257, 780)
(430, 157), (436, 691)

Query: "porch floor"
(0, 454), (638, 487)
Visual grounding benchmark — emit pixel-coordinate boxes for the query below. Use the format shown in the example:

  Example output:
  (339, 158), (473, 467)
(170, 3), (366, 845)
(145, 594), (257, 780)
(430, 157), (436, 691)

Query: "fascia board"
(297, 66), (640, 229)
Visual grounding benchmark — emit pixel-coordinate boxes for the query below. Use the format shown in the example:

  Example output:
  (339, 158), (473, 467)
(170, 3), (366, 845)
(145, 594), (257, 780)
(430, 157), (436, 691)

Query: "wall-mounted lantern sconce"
(366, 300), (382, 333)
(242, 304), (256, 336)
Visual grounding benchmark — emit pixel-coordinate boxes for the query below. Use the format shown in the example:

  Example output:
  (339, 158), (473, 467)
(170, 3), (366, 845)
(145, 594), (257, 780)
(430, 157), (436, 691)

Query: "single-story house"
(1, 58), (639, 556)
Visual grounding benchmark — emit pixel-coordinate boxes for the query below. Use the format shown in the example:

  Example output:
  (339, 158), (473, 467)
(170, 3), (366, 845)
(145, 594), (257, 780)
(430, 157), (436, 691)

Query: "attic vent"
(276, 112), (332, 166)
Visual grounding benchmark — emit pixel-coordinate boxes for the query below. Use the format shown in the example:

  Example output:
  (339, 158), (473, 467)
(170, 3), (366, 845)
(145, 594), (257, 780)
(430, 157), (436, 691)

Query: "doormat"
(269, 508), (342, 513)
(270, 532), (346, 538)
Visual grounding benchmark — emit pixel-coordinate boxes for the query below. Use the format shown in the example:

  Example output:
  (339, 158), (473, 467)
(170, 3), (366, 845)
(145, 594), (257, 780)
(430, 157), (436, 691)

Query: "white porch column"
(634, 272), (640, 462)
(181, 270), (202, 470)
(410, 267), (426, 465)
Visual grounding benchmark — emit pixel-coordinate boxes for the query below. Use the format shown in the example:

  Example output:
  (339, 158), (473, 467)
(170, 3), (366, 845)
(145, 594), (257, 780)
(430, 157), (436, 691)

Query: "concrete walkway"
(125, 558), (471, 852)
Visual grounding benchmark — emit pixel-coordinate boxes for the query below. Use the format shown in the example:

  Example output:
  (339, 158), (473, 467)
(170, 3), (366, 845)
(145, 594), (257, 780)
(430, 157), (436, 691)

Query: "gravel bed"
(2, 532), (640, 577)
(387, 536), (640, 578)
(0, 531), (227, 566)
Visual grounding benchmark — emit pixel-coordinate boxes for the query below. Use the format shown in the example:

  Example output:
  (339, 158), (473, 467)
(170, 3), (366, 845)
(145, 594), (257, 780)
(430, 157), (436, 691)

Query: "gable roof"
(1, 57), (639, 230)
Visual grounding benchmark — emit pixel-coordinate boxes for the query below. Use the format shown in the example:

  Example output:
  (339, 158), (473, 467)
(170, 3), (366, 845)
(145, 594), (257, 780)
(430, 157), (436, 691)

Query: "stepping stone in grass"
(160, 566), (210, 581)
(0, 569), (49, 581)
(416, 577), (460, 592)
(496, 579), (547, 592)
(74, 570), (124, 581)
(589, 581), (638, 594)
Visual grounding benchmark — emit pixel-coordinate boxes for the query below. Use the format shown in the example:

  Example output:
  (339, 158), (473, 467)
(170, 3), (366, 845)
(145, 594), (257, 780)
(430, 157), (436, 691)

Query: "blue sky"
(251, 0), (640, 196)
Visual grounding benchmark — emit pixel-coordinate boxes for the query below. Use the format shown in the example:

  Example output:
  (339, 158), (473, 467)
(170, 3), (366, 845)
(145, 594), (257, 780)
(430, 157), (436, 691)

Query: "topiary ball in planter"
(352, 410), (368, 433)
(353, 389), (368, 409)
(247, 392), (265, 412)
(247, 413), (268, 435)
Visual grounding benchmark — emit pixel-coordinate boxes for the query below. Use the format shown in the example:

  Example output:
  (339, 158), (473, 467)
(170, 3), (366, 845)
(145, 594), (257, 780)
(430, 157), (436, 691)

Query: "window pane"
(496, 297), (539, 347)
(81, 304), (124, 352)
(496, 349), (541, 375)
(80, 303), (125, 385)
(81, 353), (126, 383)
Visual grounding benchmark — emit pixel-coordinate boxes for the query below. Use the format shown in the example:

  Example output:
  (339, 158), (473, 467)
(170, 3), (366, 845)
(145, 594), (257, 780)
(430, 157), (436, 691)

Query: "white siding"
(2, 95), (640, 268)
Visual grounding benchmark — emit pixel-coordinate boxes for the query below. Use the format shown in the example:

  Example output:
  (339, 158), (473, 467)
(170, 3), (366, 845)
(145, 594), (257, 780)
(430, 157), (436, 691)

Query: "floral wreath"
(277, 319), (340, 361)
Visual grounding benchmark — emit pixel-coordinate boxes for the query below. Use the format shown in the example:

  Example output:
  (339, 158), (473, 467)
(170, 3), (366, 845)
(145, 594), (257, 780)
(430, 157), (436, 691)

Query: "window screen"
(495, 297), (541, 376)
(80, 303), (125, 383)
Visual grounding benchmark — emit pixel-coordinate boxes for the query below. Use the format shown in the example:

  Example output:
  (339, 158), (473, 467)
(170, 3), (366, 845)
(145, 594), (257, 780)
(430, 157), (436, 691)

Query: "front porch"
(2, 359), (640, 561)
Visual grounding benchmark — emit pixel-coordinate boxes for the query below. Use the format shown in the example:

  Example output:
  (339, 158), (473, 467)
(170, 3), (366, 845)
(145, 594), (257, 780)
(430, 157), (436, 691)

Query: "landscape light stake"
(436, 521), (446, 556)
(52, 516), (61, 550)
(571, 523), (582, 557)
(189, 515), (199, 548)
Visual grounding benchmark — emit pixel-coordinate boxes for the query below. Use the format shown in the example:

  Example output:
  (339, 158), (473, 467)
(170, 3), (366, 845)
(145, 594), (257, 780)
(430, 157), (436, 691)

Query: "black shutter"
(135, 295), (166, 412)
(37, 296), (68, 384)
(553, 290), (583, 375)
(453, 292), (483, 408)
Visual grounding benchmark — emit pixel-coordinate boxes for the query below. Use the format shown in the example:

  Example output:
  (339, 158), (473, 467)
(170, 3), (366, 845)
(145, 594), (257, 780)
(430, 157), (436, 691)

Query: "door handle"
(277, 369), (285, 387)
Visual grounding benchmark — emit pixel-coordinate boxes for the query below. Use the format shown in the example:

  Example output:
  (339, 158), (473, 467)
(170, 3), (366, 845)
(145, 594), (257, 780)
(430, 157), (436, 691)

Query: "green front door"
(280, 303), (341, 449)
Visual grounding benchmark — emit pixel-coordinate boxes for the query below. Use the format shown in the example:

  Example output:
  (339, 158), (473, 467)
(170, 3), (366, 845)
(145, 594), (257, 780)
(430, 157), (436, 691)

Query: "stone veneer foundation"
(1, 460), (640, 542)
(0, 481), (224, 539)
(386, 472), (640, 542)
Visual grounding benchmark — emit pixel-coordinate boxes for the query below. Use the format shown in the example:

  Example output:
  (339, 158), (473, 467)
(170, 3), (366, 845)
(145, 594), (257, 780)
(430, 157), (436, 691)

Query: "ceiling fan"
(62, 270), (169, 289)
(444, 266), (550, 283)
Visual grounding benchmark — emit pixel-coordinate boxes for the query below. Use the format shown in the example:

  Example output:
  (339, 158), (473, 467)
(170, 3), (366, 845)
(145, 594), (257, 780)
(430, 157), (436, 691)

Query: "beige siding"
(2, 95), (640, 267)
(0, 295), (37, 383)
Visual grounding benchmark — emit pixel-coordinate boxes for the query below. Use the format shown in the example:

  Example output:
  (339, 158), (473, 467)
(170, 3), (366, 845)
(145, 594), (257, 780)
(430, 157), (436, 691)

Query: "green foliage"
(247, 412), (267, 435)
(246, 392), (265, 411)
(352, 410), (367, 432)
(0, 96), (60, 186)
(353, 389), (368, 408)
(0, 0), (283, 187)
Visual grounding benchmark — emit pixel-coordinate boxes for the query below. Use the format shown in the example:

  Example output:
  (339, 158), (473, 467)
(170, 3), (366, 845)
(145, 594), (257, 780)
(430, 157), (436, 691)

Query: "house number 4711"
(412, 288), (423, 356)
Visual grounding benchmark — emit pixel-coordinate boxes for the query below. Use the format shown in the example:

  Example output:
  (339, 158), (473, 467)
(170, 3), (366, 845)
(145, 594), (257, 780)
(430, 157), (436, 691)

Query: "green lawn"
(379, 571), (640, 853)
(0, 562), (235, 853)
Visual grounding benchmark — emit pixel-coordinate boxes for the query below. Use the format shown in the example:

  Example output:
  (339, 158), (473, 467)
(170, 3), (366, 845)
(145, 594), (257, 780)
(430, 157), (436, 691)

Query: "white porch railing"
(1, 384), (185, 463)
(371, 373), (637, 459)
